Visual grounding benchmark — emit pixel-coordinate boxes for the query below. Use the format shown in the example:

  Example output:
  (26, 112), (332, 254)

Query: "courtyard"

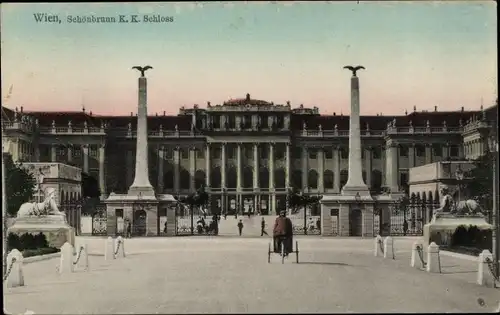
(3, 236), (500, 314)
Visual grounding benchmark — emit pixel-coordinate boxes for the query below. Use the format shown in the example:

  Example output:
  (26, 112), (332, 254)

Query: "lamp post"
(488, 133), (499, 279)
(455, 165), (464, 203)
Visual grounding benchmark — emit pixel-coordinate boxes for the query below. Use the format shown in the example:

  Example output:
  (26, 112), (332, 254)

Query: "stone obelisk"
(128, 66), (155, 197)
(342, 66), (370, 196)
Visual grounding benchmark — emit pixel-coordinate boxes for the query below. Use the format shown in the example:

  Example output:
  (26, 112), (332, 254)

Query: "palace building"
(1, 94), (498, 217)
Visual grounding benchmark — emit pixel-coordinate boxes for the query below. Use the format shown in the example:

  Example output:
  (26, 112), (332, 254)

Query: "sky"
(1, 1), (497, 116)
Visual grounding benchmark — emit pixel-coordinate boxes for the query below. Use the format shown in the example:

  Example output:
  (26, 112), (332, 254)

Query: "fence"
(59, 199), (83, 235)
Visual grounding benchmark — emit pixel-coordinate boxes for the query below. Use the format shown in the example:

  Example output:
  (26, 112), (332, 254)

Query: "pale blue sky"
(1, 2), (497, 115)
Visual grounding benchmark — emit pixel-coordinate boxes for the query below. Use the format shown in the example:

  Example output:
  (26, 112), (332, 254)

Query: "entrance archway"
(133, 209), (147, 236)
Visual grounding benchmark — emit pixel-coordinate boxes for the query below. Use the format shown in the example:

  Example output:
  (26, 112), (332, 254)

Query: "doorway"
(349, 208), (362, 236)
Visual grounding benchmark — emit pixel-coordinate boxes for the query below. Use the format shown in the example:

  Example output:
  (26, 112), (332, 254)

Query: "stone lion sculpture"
(16, 188), (63, 218)
(434, 186), (454, 216)
(454, 199), (484, 215)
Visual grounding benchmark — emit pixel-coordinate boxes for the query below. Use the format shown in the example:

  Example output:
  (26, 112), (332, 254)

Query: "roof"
(224, 93), (273, 106)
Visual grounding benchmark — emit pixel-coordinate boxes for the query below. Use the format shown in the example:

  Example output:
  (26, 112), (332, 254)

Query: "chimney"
(89, 111), (92, 116)
(163, 111), (166, 116)
(434, 106), (437, 112)
(20, 106), (23, 113)
(130, 112), (133, 116)
(155, 113), (158, 116)
(413, 106), (416, 112)
(461, 106), (464, 112)
(333, 112), (336, 116)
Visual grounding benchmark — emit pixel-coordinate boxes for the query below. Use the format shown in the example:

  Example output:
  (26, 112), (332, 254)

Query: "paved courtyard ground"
(3, 236), (500, 314)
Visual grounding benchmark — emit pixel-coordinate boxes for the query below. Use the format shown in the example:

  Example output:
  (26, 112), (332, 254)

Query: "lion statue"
(16, 188), (63, 218)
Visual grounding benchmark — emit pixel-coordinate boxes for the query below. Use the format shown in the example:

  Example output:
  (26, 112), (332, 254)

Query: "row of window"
(159, 168), (385, 191)
(207, 114), (285, 130)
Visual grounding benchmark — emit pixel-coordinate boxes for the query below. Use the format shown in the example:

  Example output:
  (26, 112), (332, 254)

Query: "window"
(324, 149), (333, 159)
(212, 115), (221, 129)
(242, 115), (252, 129)
(227, 115), (236, 129)
(399, 172), (409, 189)
(245, 146), (253, 159)
(372, 147), (381, 159)
(450, 145), (459, 157)
(433, 144), (442, 157)
(181, 148), (189, 159)
(324, 170), (334, 189)
(260, 114), (269, 128)
(260, 146), (268, 159)
(197, 149), (205, 159)
(308, 149), (317, 159)
(275, 146), (285, 160)
(213, 147), (221, 159)
(399, 145), (408, 157)
(227, 146), (235, 159)
(115, 209), (124, 218)
(276, 115), (284, 129)
(165, 147), (173, 159)
(416, 145), (425, 157)
(340, 148), (348, 159)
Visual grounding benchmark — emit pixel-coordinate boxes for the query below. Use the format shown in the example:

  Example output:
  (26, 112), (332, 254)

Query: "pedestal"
(7, 215), (75, 248)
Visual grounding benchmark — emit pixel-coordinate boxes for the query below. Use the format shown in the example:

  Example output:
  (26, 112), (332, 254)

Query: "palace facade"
(2, 94), (497, 215)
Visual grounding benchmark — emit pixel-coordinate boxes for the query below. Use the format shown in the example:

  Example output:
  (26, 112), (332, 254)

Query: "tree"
(463, 150), (494, 211)
(4, 153), (36, 216)
(287, 188), (322, 215)
(81, 172), (101, 199)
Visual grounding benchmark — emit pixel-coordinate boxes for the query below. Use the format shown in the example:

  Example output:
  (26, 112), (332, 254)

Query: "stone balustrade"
(2, 121), (35, 133)
(38, 126), (105, 134)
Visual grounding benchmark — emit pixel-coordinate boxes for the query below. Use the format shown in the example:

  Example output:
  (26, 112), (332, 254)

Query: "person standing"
(126, 221), (132, 238)
(237, 219), (244, 236)
(261, 217), (269, 236)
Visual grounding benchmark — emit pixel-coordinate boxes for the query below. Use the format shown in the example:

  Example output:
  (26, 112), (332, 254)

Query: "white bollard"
(104, 236), (115, 261)
(477, 249), (496, 287)
(58, 242), (74, 274)
(383, 236), (395, 259)
(5, 249), (24, 288)
(426, 242), (441, 273)
(74, 242), (89, 271)
(374, 235), (383, 257)
(114, 236), (126, 259)
(410, 241), (425, 269)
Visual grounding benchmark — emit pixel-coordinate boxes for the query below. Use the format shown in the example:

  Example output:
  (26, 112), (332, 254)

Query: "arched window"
(211, 167), (221, 188)
(308, 170), (318, 189)
(324, 170), (334, 189)
(260, 168), (269, 189)
(180, 169), (190, 190)
(275, 168), (286, 188)
(195, 170), (206, 190)
(242, 167), (253, 189)
(164, 170), (174, 189)
(292, 170), (302, 190)
(227, 167), (237, 188)
(371, 169), (383, 192)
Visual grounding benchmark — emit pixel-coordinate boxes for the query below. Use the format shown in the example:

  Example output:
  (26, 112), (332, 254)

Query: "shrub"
(450, 224), (492, 252)
(7, 233), (21, 251)
(8, 232), (50, 251)
(22, 247), (60, 258)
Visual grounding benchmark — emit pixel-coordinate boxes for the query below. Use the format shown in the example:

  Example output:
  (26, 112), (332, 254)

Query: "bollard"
(410, 241), (425, 269)
(114, 236), (126, 259)
(5, 249), (24, 288)
(383, 236), (395, 259)
(58, 242), (74, 274)
(477, 249), (496, 287)
(374, 235), (384, 257)
(104, 236), (115, 261)
(426, 242), (441, 273)
(74, 242), (89, 271)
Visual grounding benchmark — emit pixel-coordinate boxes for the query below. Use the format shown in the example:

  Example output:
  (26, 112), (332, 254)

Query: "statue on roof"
(52, 120), (55, 128)
(132, 65), (153, 77)
(128, 122), (131, 132)
(303, 122), (307, 130)
(84, 121), (88, 129)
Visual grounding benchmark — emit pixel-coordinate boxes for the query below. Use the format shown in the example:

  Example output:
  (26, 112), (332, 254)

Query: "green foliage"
(451, 224), (492, 252)
(4, 153), (36, 216)
(81, 172), (101, 198)
(287, 188), (322, 213)
(464, 151), (494, 210)
(175, 186), (209, 209)
(7, 232), (49, 251)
